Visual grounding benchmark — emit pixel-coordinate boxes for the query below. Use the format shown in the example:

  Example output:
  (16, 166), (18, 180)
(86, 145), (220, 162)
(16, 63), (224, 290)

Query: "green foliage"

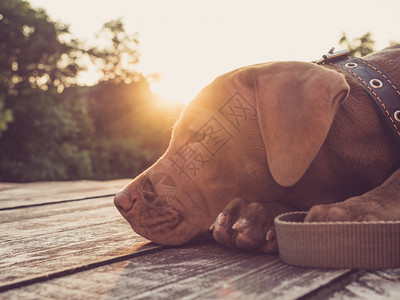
(0, 0), (182, 182)
(0, 0), (82, 95)
(0, 0), (95, 181)
(87, 80), (182, 180)
(339, 32), (375, 57)
(8, 2), (390, 183)
(0, 86), (94, 181)
(87, 18), (141, 84)
(0, 97), (13, 135)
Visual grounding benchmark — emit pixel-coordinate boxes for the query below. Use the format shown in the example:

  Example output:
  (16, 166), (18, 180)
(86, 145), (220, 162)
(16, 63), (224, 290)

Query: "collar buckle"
(314, 48), (350, 65)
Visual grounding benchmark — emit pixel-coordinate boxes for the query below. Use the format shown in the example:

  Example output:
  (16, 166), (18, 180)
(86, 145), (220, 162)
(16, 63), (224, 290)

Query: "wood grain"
(1, 240), (353, 299)
(0, 179), (131, 209)
(327, 269), (400, 299)
(0, 196), (155, 288)
(1, 180), (400, 299)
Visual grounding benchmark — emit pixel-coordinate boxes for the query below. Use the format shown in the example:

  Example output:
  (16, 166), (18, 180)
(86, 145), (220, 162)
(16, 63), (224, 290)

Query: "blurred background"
(0, 0), (398, 182)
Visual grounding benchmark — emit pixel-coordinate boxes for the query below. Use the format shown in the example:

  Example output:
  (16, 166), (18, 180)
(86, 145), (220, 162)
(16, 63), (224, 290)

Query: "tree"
(84, 19), (183, 180)
(339, 32), (375, 57)
(0, 0), (85, 135)
(0, 87), (94, 181)
(0, 0), (83, 95)
(87, 18), (142, 84)
(0, 0), (182, 182)
(0, 2), (182, 182)
(0, 0), (92, 181)
(86, 74), (183, 180)
(0, 97), (13, 135)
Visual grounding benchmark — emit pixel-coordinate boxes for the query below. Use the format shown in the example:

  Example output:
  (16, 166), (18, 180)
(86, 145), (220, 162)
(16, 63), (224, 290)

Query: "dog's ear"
(254, 62), (349, 187)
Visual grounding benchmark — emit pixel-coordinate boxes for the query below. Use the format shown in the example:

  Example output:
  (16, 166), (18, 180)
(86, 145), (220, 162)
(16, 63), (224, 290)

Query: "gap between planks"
(298, 269), (366, 300)
(0, 240), (357, 300)
(3, 181), (396, 299)
(0, 196), (156, 289)
(0, 194), (115, 211)
(0, 179), (131, 210)
(0, 244), (168, 293)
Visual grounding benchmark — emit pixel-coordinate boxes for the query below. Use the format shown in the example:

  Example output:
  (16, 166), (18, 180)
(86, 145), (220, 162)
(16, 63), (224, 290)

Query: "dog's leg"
(305, 168), (400, 222)
(210, 198), (294, 253)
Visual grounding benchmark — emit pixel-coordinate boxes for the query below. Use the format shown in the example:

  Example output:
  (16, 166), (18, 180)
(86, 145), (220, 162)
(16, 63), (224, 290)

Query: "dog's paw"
(305, 199), (383, 222)
(210, 198), (283, 253)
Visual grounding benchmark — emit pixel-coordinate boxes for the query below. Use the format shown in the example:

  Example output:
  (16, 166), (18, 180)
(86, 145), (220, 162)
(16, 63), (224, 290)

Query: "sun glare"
(149, 77), (201, 105)
(28, 0), (400, 107)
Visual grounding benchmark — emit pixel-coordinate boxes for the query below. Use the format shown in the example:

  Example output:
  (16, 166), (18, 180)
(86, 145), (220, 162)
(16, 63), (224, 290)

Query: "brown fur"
(114, 45), (400, 252)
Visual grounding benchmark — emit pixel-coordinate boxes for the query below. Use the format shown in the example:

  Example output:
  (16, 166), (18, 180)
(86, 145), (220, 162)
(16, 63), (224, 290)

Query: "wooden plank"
(0, 240), (353, 299)
(0, 196), (158, 288)
(0, 179), (131, 209)
(326, 269), (400, 299)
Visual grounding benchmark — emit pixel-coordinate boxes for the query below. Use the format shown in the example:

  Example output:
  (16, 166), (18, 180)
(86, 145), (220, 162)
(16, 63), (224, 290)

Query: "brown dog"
(114, 45), (400, 253)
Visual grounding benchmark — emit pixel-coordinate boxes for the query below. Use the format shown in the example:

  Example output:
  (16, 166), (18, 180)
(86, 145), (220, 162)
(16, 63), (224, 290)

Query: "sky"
(28, 0), (400, 104)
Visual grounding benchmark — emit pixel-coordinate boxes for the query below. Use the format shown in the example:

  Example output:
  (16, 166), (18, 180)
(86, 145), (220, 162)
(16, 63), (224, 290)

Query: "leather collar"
(315, 48), (400, 145)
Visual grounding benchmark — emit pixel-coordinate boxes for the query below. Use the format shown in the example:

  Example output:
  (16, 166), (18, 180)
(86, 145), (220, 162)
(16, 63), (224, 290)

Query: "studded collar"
(315, 48), (400, 144)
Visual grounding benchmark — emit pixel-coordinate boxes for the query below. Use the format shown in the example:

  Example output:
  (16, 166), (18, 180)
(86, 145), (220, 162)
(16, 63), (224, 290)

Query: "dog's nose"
(114, 191), (137, 212)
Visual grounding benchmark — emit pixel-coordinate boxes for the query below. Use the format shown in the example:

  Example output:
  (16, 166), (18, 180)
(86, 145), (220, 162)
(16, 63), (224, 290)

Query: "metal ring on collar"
(394, 110), (400, 122)
(344, 62), (358, 69)
(370, 79), (384, 89)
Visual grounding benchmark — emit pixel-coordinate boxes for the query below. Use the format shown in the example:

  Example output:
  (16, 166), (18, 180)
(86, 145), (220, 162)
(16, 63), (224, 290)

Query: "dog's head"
(114, 61), (349, 245)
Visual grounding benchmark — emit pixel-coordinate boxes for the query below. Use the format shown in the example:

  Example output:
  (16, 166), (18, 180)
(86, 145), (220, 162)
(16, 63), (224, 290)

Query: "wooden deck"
(1, 180), (400, 299)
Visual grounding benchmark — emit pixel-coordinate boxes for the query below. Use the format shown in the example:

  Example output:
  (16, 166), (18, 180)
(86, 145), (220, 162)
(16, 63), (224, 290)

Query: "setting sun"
(28, 0), (400, 105)
(148, 73), (209, 105)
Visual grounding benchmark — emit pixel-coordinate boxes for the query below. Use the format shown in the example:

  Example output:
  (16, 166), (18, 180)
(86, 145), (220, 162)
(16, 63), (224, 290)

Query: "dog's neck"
(317, 49), (400, 147)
